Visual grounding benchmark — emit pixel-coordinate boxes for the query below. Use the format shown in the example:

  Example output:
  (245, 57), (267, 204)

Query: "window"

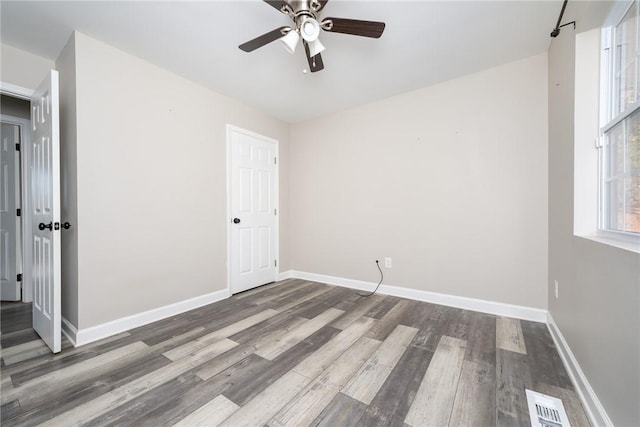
(601, 1), (640, 235)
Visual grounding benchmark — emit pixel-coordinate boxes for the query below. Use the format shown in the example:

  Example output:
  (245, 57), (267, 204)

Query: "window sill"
(576, 232), (640, 254)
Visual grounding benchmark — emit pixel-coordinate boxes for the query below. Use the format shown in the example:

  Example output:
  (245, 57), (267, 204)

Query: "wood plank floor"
(0, 279), (590, 426)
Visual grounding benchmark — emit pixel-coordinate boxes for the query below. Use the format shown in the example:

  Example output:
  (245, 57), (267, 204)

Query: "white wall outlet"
(554, 280), (559, 299)
(385, 257), (392, 268)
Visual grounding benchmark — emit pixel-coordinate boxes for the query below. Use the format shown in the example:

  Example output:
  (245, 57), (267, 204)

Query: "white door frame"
(1, 101), (34, 303)
(226, 124), (279, 295)
(0, 82), (33, 100)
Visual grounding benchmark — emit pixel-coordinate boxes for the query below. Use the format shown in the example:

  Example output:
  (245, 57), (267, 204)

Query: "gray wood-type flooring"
(0, 279), (590, 426)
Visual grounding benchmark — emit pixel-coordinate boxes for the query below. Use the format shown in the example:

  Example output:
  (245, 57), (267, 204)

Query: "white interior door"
(31, 70), (61, 353)
(229, 127), (277, 294)
(0, 122), (21, 301)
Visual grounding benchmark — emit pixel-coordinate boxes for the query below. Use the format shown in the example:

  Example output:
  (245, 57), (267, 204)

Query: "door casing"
(226, 124), (279, 295)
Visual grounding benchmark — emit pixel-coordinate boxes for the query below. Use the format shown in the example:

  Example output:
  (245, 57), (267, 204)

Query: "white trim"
(226, 124), (279, 296)
(0, 82), (34, 99)
(61, 316), (78, 347)
(289, 270), (547, 322)
(278, 270), (293, 281)
(598, 0), (640, 238)
(226, 126), (232, 296)
(603, 0), (635, 28)
(578, 233), (640, 253)
(60, 270), (607, 427)
(547, 313), (614, 427)
(601, 103), (640, 133)
(70, 289), (230, 347)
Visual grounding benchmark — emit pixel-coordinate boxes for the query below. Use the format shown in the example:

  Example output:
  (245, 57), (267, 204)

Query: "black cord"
(359, 260), (383, 297)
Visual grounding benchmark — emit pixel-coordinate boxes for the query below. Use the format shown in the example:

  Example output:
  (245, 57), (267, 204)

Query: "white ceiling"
(1, 0), (562, 123)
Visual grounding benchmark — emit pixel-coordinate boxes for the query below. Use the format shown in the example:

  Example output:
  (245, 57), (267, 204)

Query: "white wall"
(1, 43), (53, 90)
(289, 53), (549, 309)
(4, 13), (636, 425)
(548, 5), (640, 425)
(70, 32), (289, 329)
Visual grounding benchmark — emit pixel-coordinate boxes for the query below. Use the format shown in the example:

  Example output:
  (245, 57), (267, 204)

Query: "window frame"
(598, 0), (640, 243)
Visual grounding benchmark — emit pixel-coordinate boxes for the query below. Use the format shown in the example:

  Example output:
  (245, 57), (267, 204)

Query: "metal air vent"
(526, 389), (572, 427)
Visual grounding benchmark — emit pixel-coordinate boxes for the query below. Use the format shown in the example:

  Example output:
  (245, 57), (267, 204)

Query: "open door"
(0, 122), (21, 301)
(31, 70), (61, 353)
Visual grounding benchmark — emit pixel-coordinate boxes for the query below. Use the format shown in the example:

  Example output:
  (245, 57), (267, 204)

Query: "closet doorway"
(1, 94), (31, 303)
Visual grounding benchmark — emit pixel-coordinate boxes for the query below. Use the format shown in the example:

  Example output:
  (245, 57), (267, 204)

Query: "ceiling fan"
(239, 0), (386, 72)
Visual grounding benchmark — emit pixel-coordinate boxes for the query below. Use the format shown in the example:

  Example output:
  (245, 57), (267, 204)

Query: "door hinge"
(15, 143), (21, 152)
(274, 157), (277, 165)
(16, 208), (21, 217)
(274, 260), (277, 267)
(17, 274), (22, 282)
(274, 208), (277, 215)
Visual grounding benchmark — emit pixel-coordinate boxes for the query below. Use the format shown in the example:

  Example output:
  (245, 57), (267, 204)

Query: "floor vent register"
(525, 389), (572, 427)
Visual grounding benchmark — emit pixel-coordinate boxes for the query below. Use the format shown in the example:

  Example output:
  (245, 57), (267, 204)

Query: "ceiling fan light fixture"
(239, 0), (387, 72)
(307, 38), (325, 57)
(300, 18), (320, 41)
(279, 28), (300, 54)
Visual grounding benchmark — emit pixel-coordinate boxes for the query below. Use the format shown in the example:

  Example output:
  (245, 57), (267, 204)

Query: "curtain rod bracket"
(550, 0), (575, 38)
(551, 21), (576, 38)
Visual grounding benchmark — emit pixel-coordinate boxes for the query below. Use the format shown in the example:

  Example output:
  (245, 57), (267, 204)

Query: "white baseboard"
(547, 313), (613, 427)
(70, 289), (230, 347)
(278, 270), (293, 281)
(61, 316), (78, 347)
(288, 271), (613, 422)
(289, 270), (547, 323)
(59, 268), (608, 426)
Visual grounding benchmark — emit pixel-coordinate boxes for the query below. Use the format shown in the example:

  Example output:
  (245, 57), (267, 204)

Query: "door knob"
(233, 218), (241, 224)
(38, 222), (52, 231)
(62, 222), (71, 230)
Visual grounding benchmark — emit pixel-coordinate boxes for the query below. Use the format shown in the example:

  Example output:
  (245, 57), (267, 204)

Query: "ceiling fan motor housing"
(290, 0), (324, 56)
(289, 0), (318, 15)
(289, 1), (320, 36)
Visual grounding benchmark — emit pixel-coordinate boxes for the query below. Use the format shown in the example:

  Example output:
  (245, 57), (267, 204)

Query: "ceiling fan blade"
(263, 0), (290, 14)
(303, 41), (324, 72)
(322, 17), (386, 38)
(239, 26), (288, 52)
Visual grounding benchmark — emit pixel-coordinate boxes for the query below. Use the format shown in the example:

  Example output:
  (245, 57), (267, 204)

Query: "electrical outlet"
(554, 280), (559, 299)
(385, 257), (392, 268)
